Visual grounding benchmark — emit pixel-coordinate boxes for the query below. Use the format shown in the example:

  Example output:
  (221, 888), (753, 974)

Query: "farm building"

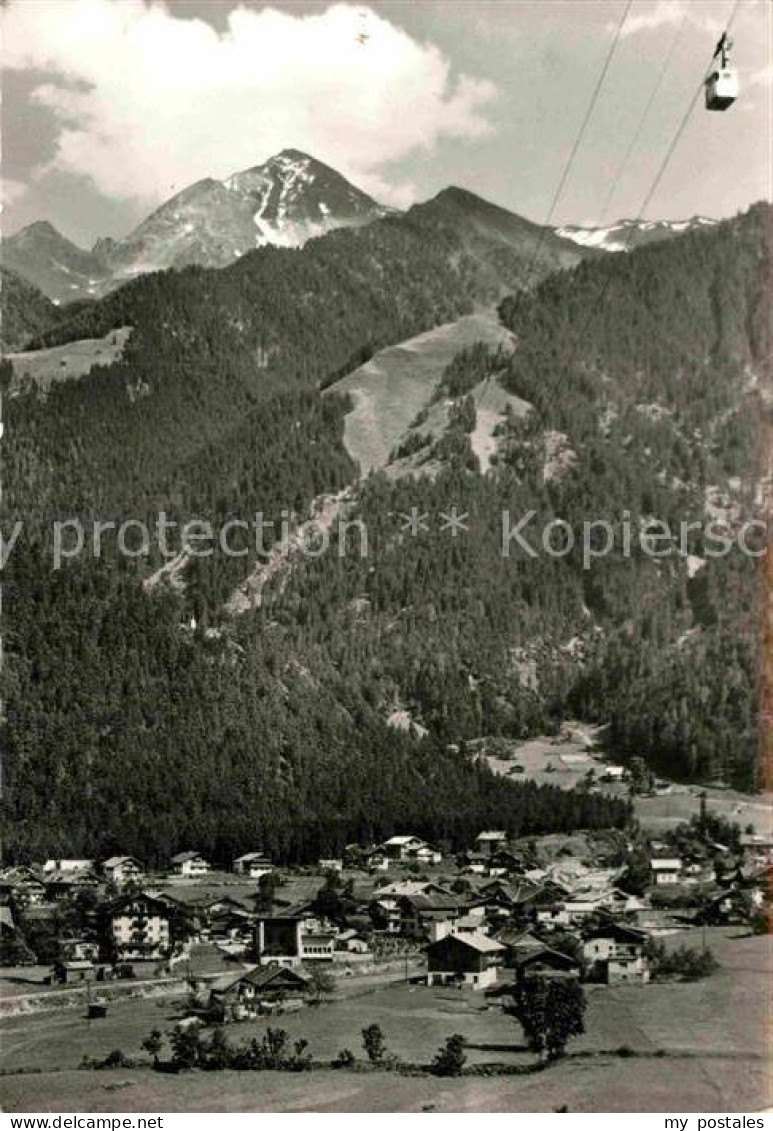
(426, 931), (505, 990)
(51, 959), (97, 985)
(209, 964), (308, 1021)
(512, 946), (580, 983)
(170, 851), (211, 877)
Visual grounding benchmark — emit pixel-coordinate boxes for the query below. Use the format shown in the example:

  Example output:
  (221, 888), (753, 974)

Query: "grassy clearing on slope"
(327, 311), (514, 474)
(484, 727), (772, 835)
(6, 327), (132, 390)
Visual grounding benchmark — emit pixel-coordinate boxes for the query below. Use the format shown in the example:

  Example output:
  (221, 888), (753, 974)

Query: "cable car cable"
(591, 6), (687, 237)
(511, 0), (634, 308)
(479, 0), (634, 417)
(553, 0), (744, 381)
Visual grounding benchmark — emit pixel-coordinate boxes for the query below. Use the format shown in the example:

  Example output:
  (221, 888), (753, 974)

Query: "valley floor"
(1, 930), (769, 1113)
(485, 724), (773, 837)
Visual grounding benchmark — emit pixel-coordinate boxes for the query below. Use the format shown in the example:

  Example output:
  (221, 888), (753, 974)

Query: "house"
(739, 834), (773, 865)
(209, 964), (308, 1021)
(170, 852), (211, 878)
(489, 849), (529, 875)
(376, 880), (452, 899)
(513, 946), (580, 983)
(650, 858), (683, 886)
(599, 765), (625, 781)
(107, 892), (172, 961)
(0, 868), (47, 907)
(335, 929), (371, 955)
(369, 896), (402, 934)
(475, 831), (508, 857)
(318, 858), (344, 873)
(583, 923), (650, 984)
(382, 835), (429, 862)
(449, 913), (489, 939)
(60, 938), (100, 962)
(699, 889), (756, 925)
(535, 895), (605, 929)
(458, 852), (489, 874)
(233, 852), (273, 879)
(255, 908), (337, 965)
(102, 856), (144, 886)
(51, 959), (97, 985)
(397, 892), (463, 941)
(209, 906), (254, 945)
(426, 932), (505, 990)
(45, 870), (101, 901)
(411, 844), (443, 865)
(497, 928), (546, 964)
(42, 859), (94, 874)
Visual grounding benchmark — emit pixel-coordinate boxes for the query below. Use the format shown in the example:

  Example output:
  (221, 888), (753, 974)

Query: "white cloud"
(1, 178), (28, 210)
(0, 0), (496, 209)
(617, 1), (722, 38)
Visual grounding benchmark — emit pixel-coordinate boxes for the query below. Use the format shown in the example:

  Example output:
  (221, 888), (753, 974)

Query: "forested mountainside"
(0, 268), (61, 351)
(1, 200), (769, 861)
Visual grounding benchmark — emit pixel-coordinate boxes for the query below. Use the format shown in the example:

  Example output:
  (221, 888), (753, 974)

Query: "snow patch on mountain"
(556, 216), (719, 254)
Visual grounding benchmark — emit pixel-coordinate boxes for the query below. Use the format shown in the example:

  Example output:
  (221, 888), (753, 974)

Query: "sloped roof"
(585, 922), (648, 943)
(403, 892), (460, 912)
(211, 963), (308, 994)
(445, 932), (505, 954)
(496, 928), (544, 952)
(515, 946), (579, 969)
(171, 851), (208, 864)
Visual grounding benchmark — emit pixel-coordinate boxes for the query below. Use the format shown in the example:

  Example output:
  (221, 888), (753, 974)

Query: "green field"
(485, 725), (772, 837)
(327, 310), (515, 474)
(1, 930), (768, 1112)
(7, 328), (131, 390)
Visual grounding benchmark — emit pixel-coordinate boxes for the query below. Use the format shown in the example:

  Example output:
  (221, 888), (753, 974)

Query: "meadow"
(1, 930), (768, 1113)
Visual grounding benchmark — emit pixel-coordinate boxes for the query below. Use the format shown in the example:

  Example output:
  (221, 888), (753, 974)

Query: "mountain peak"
(271, 148), (317, 163)
(14, 220), (69, 243)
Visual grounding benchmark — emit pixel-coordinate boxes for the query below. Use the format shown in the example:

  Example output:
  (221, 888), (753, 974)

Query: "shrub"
(645, 940), (719, 981)
(332, 1048), (356, 1069)
(362, 1024), (386, 1063)
(432, 1034), (467, 1076)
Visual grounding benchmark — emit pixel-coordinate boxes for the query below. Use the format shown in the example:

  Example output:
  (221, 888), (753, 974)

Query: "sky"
(1, 0), (771, 248)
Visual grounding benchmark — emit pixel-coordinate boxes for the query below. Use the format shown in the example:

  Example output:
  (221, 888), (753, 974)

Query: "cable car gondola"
(705, 32), (738, 111)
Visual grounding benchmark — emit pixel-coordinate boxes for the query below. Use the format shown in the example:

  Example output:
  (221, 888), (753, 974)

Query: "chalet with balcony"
(512, 946), (581, 983)
(107, 892), (172, 962)
(255, 907), (337, 966)
(426, 931), (505, 990)
(233, 852), (273, 878)
(583, 922), (650, 984)
(209, 964), (308, 1021)
(102, 856), (144, 886)
(170, 851), (211, 878)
